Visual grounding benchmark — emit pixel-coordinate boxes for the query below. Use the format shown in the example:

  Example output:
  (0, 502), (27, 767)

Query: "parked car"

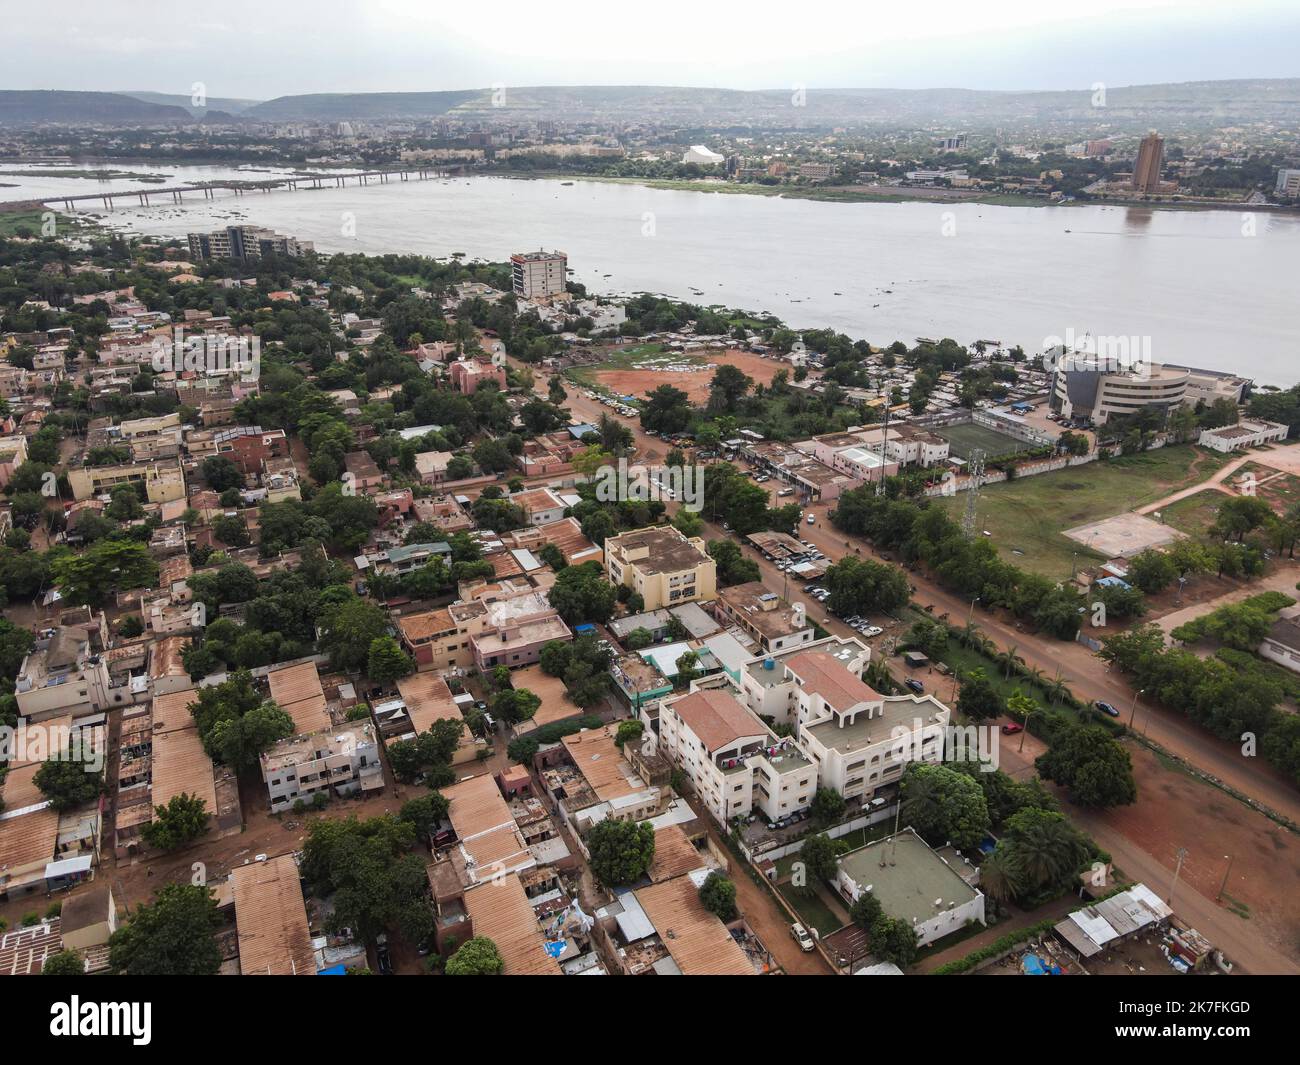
(1000, 722), (1024, 735)
(905, 678), (925, 694)
(1096, 701), (1121, 717)
(862, 625), (883, 638)
(791, 923), (816, 952)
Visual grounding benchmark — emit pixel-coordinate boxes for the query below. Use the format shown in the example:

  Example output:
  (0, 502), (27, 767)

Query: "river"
(4, 161), (1297, 385)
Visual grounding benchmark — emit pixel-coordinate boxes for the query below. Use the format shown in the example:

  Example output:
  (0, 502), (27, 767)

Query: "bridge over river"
(0, 165), (459, 213)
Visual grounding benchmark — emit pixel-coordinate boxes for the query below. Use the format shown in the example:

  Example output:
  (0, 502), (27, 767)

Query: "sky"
(2, 0), (1297, 100)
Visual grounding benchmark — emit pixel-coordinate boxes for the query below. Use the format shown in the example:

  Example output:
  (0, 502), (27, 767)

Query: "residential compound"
(603, 525), (717, 610)
(651, 637), (950, 825)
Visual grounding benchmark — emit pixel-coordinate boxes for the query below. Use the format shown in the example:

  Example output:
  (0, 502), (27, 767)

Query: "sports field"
(939, 445), (1232, 579)
(935, 422), (1026, 460)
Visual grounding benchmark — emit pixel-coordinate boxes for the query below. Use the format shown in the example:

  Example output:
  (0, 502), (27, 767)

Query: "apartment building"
(187, 226), (313, 262)
(13, 627), (125, 721)
(67, 459), (186, 503)
(715, 582), (814, 654)
(397, 586), (571, 672)
(510, 250), (567, 300)
(0, 433), (26, 488)
(848, 423), (951, 467)
(787, 650), (949, 801)
(604, 525), (717, 611)
(449, 357), (508, 394)
(732, 637), (870, 728)
(657, 687), (817, 825)
(261, 721), (384, 814)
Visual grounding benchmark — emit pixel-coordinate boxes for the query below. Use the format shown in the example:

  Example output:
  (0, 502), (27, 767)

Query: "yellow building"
(603, 525), (716, 611)
(67, 460), (186, 503)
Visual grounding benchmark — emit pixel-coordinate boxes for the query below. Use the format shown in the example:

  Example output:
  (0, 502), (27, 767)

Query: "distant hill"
(119, 90), (262, 117)
(247, 90), (481, 122)
(240, 79), (1300, 129)
(5, 80), (1299, 130)
(0, 90), (192, 125)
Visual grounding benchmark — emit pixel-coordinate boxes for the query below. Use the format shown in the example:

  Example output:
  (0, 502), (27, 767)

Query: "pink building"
(449, 358), (508, 395)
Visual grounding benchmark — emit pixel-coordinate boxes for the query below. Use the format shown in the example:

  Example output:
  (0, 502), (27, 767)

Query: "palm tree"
(996, 644), (1025, 680)
(1023, 665), (1048, 689)
(1045, 674), (1072, 705)
(978, 845), (1023, 906)
(1004, 817), (1089, 893)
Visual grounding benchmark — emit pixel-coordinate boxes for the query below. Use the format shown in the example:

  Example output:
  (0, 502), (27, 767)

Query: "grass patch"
(938, 445), (1232, 580)
(935, 422), (1027, 460)
(776, 884), (844, 938)
(1157, 489), (1225, 539)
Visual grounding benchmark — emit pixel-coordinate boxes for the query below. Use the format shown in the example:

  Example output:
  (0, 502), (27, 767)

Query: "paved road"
(539, 356), (1300, 970)
(548, 365), (1300, 824)
(794, 501), (1300, 827)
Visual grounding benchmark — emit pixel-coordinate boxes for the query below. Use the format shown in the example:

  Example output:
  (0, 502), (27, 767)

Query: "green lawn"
(776, 884), (845, 938)
(938, 445), (1232, 580)
(935, 422), (1027, 460)
(1158, 489), (1224, 539)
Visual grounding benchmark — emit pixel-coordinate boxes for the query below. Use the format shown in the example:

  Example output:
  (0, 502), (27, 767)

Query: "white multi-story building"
(787, 650), (949, 802)
(510, 250), (567, 300)
(657, 687), (817, 825)
(261, 722), (385, 813)
(1275, 168), (1300, 199)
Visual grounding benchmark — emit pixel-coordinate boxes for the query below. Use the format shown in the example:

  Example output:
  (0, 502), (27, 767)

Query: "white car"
(791, 922), (816, 952)
(862, 625), (883, 638)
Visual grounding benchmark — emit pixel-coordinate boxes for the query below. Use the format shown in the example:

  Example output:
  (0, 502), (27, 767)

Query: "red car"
(1000, 722), (1023, 735)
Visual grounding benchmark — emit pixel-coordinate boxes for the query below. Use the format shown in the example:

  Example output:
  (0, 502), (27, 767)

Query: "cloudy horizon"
(1, 0), (1297, 101)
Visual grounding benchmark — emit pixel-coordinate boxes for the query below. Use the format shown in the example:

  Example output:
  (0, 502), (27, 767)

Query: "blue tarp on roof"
(318, 965), (347, 975)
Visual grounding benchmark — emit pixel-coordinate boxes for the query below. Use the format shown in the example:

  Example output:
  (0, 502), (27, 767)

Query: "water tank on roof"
(763, 657), (775, 671)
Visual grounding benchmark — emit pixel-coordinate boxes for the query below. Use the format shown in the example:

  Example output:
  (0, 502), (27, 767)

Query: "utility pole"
(1127, 688), (1145, 729)
(1216, 855), (1233, 902)
(1169, 847), (1188, 905)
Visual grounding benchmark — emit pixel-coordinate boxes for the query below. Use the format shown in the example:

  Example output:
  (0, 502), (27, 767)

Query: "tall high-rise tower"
(1131, 132), (1164, 195)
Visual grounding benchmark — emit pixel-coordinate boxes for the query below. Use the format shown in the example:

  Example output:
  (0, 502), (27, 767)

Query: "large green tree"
(109, 883), (223, 976)
(900, 763), (990, 849)
(586, 819), (655, 887)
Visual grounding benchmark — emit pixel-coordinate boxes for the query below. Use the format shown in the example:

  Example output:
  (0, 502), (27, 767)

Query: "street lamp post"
(1217, 855), (1234, 902)
(1127, 687), (1146, 729)
(967, 595), (980, 628)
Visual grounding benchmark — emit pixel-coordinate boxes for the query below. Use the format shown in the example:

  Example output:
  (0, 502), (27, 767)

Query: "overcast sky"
(3, 0), (1296, 100)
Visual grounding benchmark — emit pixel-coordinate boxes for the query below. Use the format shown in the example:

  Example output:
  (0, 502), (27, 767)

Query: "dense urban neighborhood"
(0, 213), (1297, 985)
(0, 11), (1297, 1020)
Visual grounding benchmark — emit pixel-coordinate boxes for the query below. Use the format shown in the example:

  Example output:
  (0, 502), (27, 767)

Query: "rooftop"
(786, 650), (881, 712)
(606, 526), (711, 575)
(667, 688), (767, 753)
(231, 853), (317, 976)
(560, 727), (647, 801)
(635, 873), (754, 976)
(461, 872), (561, 976)
(837, 830), (981, 927)
(805, 693), (948, 754)
(266, 661), (331, 735)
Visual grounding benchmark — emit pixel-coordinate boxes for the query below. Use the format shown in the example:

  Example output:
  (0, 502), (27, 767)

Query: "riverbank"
(490, 169), (1298, 214)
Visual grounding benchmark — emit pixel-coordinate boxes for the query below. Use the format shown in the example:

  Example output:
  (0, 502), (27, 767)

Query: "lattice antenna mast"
(875, 398), (892, 496)
(962, 447), (986, 539)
